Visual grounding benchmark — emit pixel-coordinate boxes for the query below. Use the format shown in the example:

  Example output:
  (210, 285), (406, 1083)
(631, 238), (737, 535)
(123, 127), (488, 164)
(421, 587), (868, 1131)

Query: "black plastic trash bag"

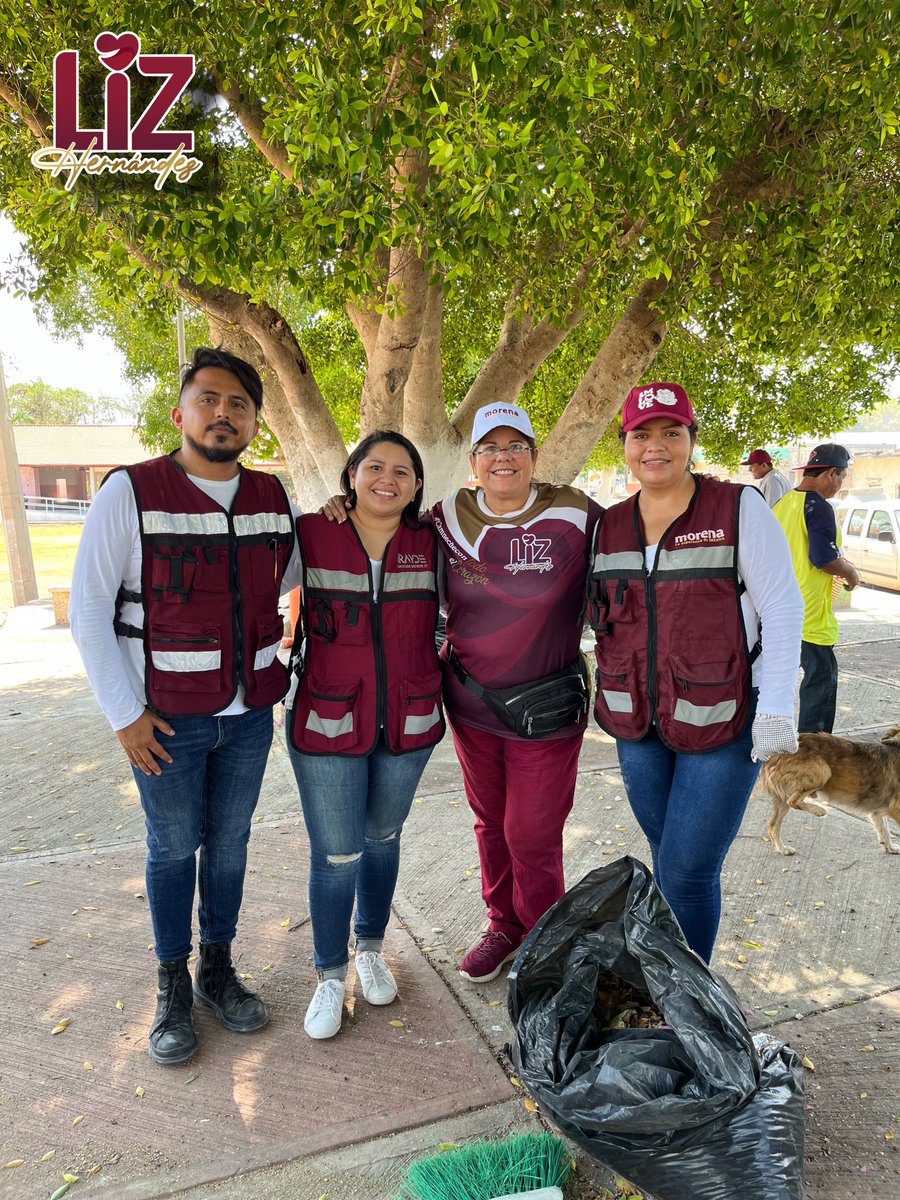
(507, 857), (805, 1200)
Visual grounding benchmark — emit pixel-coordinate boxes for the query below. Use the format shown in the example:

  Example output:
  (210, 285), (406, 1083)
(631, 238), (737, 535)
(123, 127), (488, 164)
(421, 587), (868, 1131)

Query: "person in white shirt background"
(70, 347), (300, 1066)
(741, 448), (792, 509)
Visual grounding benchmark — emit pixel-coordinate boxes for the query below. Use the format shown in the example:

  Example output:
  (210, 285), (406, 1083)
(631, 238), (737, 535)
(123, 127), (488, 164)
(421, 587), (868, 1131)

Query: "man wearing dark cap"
(773, 444), (859, 733)
(741, 449), (791, 508)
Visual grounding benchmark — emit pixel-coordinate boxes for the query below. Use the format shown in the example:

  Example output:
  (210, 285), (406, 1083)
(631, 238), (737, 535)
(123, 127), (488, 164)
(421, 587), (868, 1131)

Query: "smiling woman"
(587, 382), (805, 962)
(286, 430), (445, 1041)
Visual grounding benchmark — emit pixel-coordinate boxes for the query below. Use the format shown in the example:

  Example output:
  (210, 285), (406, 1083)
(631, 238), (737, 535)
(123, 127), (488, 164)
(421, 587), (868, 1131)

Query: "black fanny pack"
(447, 646), (589, 739)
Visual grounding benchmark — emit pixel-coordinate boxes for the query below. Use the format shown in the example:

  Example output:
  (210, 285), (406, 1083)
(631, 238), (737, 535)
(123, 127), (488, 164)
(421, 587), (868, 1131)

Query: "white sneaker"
(355, 951), (398, 1005)
(304, 978), (345, 1039)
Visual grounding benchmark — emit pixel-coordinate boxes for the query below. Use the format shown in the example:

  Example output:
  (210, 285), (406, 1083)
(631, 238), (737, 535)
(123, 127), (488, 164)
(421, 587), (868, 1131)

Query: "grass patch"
(0, 524), (83, 617)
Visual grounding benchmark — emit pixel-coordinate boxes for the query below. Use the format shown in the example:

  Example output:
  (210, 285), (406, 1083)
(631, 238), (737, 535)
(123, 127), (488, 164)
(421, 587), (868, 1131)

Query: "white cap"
(471, 402), (535, 447)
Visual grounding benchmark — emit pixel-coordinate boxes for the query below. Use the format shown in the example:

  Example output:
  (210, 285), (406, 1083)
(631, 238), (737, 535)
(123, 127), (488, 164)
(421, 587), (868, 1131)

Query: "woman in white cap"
(432, 403), (602, 981)
(327, 404), (601, 983)
(586, 383), (804, 962)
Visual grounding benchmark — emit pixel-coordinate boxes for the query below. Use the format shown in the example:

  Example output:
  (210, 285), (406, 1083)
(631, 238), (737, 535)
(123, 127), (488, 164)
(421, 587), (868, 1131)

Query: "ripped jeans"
(287, 736), (433, 974)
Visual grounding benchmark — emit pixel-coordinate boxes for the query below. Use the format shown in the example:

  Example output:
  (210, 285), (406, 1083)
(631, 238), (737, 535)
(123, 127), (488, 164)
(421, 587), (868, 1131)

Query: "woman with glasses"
(586, 383), (803, 961)
(326, 405), (601, 984)
(432, 404), (601, 982)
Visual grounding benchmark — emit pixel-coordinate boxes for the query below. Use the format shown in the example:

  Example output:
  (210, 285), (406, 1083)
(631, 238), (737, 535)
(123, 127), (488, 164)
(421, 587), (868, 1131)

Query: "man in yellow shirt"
(773, 444), (859, 732)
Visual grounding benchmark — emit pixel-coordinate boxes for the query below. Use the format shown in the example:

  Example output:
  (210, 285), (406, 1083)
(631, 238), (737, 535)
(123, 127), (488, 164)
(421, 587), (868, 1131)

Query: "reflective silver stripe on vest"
(306, 567), (369, 592)
(151, 650), (222, 672)
(673, 698), (737, 726)
(143, 511), (229, 536)
(404, 705), (441, 736)
(592, 551), (645, 574)
(382, 570), (436, 593)
(602, 689), (634, 713)
(234, 512), (293, 537)
(254, 642), (280, 672)
(305, 711), (353, 738)
(656, 546), (735, 573)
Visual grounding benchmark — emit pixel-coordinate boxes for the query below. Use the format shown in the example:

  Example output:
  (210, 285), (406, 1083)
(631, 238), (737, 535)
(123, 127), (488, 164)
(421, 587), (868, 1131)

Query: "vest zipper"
(228, 475), (247, 694)
(639, 477), (700, 732)
(348, 520), (393, 745)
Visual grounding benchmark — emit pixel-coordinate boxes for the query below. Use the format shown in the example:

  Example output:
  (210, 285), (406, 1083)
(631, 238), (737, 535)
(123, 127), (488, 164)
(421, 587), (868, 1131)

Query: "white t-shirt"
(70, 468), (301, 731)
(643, 487), (803, 717)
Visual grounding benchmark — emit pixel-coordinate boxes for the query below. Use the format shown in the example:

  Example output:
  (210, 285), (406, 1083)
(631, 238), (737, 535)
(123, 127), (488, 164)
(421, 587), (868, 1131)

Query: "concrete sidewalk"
(1, 591), (898, 1199)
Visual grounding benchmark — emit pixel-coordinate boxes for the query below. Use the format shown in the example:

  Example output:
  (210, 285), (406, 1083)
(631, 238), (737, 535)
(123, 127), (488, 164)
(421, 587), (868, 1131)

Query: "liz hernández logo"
(31, 31), (203, 191)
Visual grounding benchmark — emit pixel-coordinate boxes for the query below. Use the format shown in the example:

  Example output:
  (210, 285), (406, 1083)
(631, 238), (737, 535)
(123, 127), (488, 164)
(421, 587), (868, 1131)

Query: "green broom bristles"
(400, 1131), (572, 1200)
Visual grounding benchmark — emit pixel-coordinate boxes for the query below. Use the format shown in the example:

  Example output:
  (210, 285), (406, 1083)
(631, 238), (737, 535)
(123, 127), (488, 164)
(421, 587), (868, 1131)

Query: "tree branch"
(538, 278), (668, 483)
(213, 76), (293, 181)
(452, 260), (593, 439)
(0, 70), (51, 140)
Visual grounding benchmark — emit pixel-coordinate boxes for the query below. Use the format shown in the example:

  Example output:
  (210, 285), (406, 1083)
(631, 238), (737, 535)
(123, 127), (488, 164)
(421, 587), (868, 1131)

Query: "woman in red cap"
(586, 383), (804, 961)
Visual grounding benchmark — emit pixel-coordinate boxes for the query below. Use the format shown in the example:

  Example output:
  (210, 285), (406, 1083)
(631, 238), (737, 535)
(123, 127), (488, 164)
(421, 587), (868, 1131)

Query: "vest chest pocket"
(148, 623), (224, 693)
(335, 599), (369, 646)
(303, 678), (361, 751)
(670, 656), (739, 729)
(151, 549), (198, 602)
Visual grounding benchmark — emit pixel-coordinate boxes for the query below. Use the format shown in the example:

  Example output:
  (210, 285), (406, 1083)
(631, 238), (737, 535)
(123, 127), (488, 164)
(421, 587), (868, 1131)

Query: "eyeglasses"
(472, 442), (534, 457)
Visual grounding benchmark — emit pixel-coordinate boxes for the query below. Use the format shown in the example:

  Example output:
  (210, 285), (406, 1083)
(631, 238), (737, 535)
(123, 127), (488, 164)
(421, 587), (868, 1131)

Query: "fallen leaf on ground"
(135, 1086), (145, 1097)
(727, 961), (745, 971)
(83, 1063), (93, 1070)
(51, 1019), (71, 1035)
(742, 918), (756, 925)
(885, 1131), (894, 1141)
(523, 1098), (538, 1112)
(489, 999), (502, 1007)
(63, 1174), (79, 1183)
(185, 1074), (199, 1085)
(859, 1045), (875, 1053)
(438, 1142), (459, 1151)
(737, 954), (748, 963)
(72, 1115), (84, 1126)
(279, 918), (291, 927)
(762, 1010), (779, 1017)
(860, 1092), (868, 1099)
(88, 1164), (102, 1174)
(2, 1160), (24, 1168)
(31, 939), (50, 947)
(262, 963), (273, 972)
(40, 1151), (56, 1162)
(814, 901), (825, 909)
(510, 1076), (522, 1088)
(742, 940), (763, 951)
(801, 1056), (815, 1071)
(389, 1019), (405, 1028)
(115, 1000), (125, 1011)
(49, 1186), (70, 1200)
(422, 947), (435, 953)
(24, 880), (41, 887)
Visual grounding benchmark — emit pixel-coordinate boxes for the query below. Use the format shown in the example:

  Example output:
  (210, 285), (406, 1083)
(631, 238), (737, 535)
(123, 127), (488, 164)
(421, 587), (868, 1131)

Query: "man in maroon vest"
(71, 348), (298, 1065)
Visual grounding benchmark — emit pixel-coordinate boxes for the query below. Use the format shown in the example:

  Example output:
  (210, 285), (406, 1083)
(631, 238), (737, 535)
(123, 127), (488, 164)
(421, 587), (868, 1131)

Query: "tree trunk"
(538, 279), (668, 482)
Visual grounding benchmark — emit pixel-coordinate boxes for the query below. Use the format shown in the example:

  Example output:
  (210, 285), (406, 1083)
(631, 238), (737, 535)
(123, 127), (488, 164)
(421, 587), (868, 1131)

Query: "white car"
(839, 499), (900, 592)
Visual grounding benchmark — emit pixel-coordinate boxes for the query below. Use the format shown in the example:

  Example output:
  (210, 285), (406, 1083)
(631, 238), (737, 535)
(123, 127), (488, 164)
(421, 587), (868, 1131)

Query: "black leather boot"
(194, 941), (268, 1032)
(148, 959), (197, 1064)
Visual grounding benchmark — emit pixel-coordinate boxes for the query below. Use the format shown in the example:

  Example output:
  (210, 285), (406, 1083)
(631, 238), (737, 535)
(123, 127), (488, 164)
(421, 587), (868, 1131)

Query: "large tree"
(1, 1), (898, 505)
(8, 379), (130, 424)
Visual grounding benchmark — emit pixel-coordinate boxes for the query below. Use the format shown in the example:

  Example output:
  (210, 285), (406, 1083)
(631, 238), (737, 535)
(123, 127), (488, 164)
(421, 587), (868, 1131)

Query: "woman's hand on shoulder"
(320, 494), (351, 523)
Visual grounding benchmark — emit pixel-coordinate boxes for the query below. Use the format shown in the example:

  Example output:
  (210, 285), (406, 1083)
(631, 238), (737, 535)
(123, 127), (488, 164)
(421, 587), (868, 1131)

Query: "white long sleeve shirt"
(644, 486), (804, 718)
(70, 468), (301, 731)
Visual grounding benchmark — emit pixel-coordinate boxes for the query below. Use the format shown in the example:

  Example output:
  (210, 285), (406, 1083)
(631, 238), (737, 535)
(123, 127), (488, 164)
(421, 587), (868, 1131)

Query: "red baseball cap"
(741, 449), (773, 466)
(621, 382), (695, 432)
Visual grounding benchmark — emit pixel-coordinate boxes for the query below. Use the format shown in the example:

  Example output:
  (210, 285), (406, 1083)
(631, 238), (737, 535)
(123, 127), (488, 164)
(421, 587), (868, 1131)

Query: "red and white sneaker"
(458, 929), (523, 983)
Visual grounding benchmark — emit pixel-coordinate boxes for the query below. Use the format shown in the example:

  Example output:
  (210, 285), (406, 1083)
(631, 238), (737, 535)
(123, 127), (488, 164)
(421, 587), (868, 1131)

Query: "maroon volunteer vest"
(587, 477), (754, 752)
(117, 454), (293, 717)
(289, 514), (445, 756)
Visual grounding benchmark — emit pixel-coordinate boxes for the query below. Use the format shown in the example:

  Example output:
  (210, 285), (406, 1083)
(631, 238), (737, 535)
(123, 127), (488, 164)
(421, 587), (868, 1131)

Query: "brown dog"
(761, 727), (900, 856)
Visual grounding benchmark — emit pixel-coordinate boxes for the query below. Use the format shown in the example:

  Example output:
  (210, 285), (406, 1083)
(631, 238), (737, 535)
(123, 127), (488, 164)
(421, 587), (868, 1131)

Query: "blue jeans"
(799, 640), (838, 733)
(288, 739), (433, 974)
(615, 697), (760, 963)
(132, 707), (273, 962)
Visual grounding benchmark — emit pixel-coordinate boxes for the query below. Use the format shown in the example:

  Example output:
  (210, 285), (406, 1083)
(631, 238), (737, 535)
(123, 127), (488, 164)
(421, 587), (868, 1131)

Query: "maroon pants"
(450, 718), (583, 938)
